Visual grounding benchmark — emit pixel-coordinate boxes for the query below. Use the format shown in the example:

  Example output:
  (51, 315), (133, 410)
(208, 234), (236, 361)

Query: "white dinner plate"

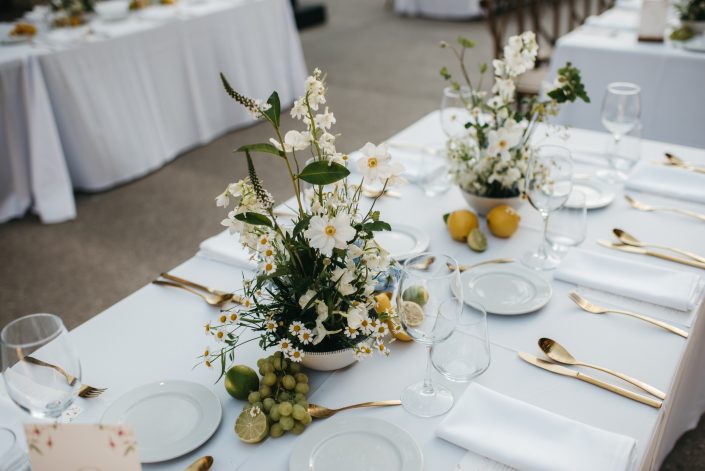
(289, 417), (423, 471)
(374, 224), (429, 261)
(101, 380), (222, 463)
(565, 176), (615, 209)
(453, 264), (552, 315)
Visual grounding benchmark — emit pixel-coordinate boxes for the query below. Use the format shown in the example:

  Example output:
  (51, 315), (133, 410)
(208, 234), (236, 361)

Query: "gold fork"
(625, 195), (705, 223)
(152, 280), (233, 306)
(22, 356), (108, 399)
(447, 258), (515, 272)
(568, 292), (688, 338)
(308, 400), (401, 419)
(160, 273), (243, 304)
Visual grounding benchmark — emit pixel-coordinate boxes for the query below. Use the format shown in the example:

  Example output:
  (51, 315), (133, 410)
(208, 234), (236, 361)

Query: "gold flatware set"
(446, 258), (515, 272)
(598, 228), (705, 270)
(625, 195), (705, 223)
(22, 356), (107, 399)
(664, 152), (705, 174)
(153, 273), (245, 307)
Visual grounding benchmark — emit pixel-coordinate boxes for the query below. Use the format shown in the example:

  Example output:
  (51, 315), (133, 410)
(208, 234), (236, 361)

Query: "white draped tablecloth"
(394, 0), (483, 19)
(2, 111), (705, 470)
(549, 20), (705, 149)
(0, 0), (307, 224)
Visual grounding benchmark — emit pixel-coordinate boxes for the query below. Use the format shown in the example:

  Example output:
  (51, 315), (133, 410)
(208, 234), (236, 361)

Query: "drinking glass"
(545, 189), (587, 263)
(440, 86), (473, 139)
(0, 428), (30, 471)
(598, 82), (641, 183)
(522, 145), (574, 270)
(1, 314), (81, 419)
(396, 253), (462, 417)
(431, 301), (489, 382)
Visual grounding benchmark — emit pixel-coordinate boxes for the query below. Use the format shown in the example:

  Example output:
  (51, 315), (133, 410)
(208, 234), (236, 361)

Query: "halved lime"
(467, 228), (488, 252)
(235, 407), (269, 443)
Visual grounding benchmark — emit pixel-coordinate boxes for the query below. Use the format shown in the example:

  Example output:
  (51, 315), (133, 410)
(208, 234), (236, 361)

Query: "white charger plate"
(565, 177), (615, 209)
(374, 224), (430, 261)
(453, 264), (552, 315)
(101, 380), (222, 463)
(289, 416), (423, 471)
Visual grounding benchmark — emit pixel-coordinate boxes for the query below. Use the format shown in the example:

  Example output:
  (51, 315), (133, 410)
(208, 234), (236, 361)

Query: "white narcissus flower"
(304, 213), (356, 257)
(355, 142), (404, 183)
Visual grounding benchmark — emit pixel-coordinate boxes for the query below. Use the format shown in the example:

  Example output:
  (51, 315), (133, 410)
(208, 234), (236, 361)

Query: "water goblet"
(546, 189), (587, 263)
(598, 82), (641, 183)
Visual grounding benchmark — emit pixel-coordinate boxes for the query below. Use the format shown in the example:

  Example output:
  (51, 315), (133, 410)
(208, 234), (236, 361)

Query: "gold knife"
(597, 240), (705, 271)
(518, 352), (662, 409)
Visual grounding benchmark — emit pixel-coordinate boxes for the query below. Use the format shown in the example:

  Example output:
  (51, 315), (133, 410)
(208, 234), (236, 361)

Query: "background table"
(549, 20), (705, 149)
(394, 0), (483, 19)
(2, 111), (705, 469)
(0, 0), (307, 224)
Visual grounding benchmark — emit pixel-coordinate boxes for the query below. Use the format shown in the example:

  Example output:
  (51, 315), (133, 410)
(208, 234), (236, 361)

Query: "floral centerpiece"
(203, 69), (404, 377)
(439, 32), (589, 212)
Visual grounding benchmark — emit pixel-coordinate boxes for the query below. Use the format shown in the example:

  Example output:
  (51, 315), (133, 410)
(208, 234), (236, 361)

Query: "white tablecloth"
(0, 0), (307, 224)
(549, 21), (705, 149)
(2, 111), (705, 470)
(394, 0), (483, 19)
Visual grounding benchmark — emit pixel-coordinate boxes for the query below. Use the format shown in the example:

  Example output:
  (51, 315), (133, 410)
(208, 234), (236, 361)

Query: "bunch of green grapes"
(245, 351), (312, 438)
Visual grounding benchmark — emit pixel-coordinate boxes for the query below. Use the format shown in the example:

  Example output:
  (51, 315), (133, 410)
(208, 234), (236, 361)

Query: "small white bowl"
(95, 0), (130, 21)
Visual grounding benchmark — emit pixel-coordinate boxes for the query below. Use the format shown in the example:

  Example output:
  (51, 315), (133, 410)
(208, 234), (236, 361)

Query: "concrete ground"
(0, 0), (702, 467)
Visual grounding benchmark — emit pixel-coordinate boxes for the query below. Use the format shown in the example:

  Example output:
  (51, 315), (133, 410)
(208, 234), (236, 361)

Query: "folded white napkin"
(197, 230), (257, 270)
(348, 147), (445, 183)
(626, 163), (705, 204)
(555, 249), (704, 311)
(437, 383), (637, 471)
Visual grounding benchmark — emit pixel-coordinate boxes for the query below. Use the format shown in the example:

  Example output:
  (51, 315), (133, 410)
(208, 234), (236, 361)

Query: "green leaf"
(292, 216), (310, 237)
(363, 221), (392, 232)
(457, 36), (476, 48)
(479, 63), (488, 74)
(442, 213), (450, 224)
(234, 143), (284, 158)
(234, 212), (273, 227)
(264, 91), (281, 127)
(370, 210), (380, 222)
(439, 66), (451, 80)
(298, 161), (350, 185)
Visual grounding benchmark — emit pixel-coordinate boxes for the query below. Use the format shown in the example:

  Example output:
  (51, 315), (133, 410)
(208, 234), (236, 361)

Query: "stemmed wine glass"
(522, 145), (574, 270)
(440, 86), (473, 139)
(598, 82), (641, 183)
(395, 253), (462, 417)
(1, 314), (81, 419)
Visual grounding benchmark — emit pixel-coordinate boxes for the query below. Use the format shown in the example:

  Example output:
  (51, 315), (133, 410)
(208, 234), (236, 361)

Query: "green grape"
(282, 375), (296, 390)
(294, 373), (308, 384)
(294, 393), (306, 403)
(273, 357), (284, 371)
(277, 391), (291, 402)
(273, 351), (283, 359)
(262, 372), (277, 387)
(297, 400), (309, 410)
(257, 358), (266, 369)
(247, 391), (261, 404)
(299, 411), (312, 425)
(259, 384), (272, 398)
(278, 401), (293, 417)
(292, 404), (306, 421)
(295, 383), (310, 395)
(270, 422), (284, 438)
(279, 416), (294, 431)
(282, 359), (289, 371)
(261, 362), (274, 374)
(289, 362), (301, 374)
(291, 422), (305, 435)
(269, 404), (281, 421)
(262, 398), (275, 412)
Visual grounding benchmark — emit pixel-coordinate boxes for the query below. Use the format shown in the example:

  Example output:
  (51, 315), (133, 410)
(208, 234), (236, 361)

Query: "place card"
(24, 424), (141, 471)
(638, 0), (669, 42)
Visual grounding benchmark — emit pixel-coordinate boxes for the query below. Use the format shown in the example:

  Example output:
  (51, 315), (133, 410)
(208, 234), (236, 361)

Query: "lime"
(225, 365), (260, 401)
(235, 407), (269, 443)
(402, 285), (429, 306)
(467, 228), (488, 252)
(400, 301), (425, 327)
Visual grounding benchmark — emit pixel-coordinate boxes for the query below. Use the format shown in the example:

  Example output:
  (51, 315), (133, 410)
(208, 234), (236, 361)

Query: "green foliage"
(297, 161), (350, 185)
(676, 0), (705, 21)
(264, 92), (281, 128)
(457, 36), (476, 48)
(234, 212), (273, 227)
(439, 66), (451, 80)
(547, 62), (590, 104)
(234, 143), (284, 158)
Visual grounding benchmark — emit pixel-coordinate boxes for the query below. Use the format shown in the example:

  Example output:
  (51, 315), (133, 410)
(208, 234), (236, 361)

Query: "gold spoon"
(447, 258), (515, 272)
(665, 153), (705, 174)
(408, 256), (435, 270)
(152, 280), (233, 306)
(538, 338), (666, 400)
(624, 195), (705, 223)
(308, 400), (401, 419)
(569, 292), (688, 338)
(613, 228), (705, 264)
(185, 456), (213, 471)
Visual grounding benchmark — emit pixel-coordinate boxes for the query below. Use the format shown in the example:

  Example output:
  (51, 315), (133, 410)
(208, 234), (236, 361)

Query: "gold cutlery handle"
(160, 273), (240, 302)
(661, 207), (705, 223)
(22, 356), (77, 386)
(576, 372), (662, 408)
(448, 258), (515, 272)
(612, 309), (689, 338)
(645, 250), (705, 270)
(649, 244), (705, 264)
(583, 363), (666, 400)
(337, 400), (402, 412)
(153, 280), (210, 301)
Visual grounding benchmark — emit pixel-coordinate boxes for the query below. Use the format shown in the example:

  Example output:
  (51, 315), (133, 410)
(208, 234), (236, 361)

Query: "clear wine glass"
(440, 86), (473, 139)
(396, 253), (462, 417)
(1, 314), (81, 420)
(431, 300), (489, 383)
(598, 82), (641, 183)
(545, 189), (587, 263)
(0, 428), (30, 471)
(522, 145), (574, 270)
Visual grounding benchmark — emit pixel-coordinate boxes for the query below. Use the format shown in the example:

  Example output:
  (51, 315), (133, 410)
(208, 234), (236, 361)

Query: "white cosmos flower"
(487, 125), (523, 161)
(269, 130), (311, 153)
(331, 265), (357, 296)
(304, 213), (356, 257)
(355, 142), (404, 183)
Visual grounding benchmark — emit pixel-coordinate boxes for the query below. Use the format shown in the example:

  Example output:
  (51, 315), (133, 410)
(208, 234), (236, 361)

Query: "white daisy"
(344, 326), (359, 339)
(304, 213), (356, 257)
(289, 321), (304, 336)
(265, 318), (277, 333)
(278, 338), (293, 353)
(298, 328), (314, 345)
(289, 348), (304, 363)
(355, 142), (404, 183)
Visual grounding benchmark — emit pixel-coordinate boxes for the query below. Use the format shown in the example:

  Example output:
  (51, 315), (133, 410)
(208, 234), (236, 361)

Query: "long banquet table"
(2, 111), (705, 469)
(0, 0), (307, 224)
(548, 14), (705, 149)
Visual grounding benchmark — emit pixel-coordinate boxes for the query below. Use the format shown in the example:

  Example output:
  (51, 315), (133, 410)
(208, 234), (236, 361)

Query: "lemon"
(225, 365), (260, 401)
(374, 293), (392, 315)
(402, 285), (429, 307)
(446, 210), (479, 242)
(400, 301), (424, 327)
(235, 407), (269, 443)
(387, 316), (412, 342)
(467, 228), (488, 252)
(487, 205), (521, 238)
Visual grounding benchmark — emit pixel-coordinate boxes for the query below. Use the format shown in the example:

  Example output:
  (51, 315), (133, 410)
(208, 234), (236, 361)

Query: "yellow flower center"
(230, 314), (238, 322)
(220, 315), (227, 323)
(265, 249), (273, 257)
(367, 157), (378, 168)
(325, 225), (337, 236)
(499, 139), (508, 150)
(293, 325), (301, 332)
(216, 331), (224, 339)
(265, 263), (273, 271)
(292, 351), (301, 358)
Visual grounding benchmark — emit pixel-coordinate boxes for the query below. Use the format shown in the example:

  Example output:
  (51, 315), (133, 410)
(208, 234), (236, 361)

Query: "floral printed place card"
(24, 424), (141, 471)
